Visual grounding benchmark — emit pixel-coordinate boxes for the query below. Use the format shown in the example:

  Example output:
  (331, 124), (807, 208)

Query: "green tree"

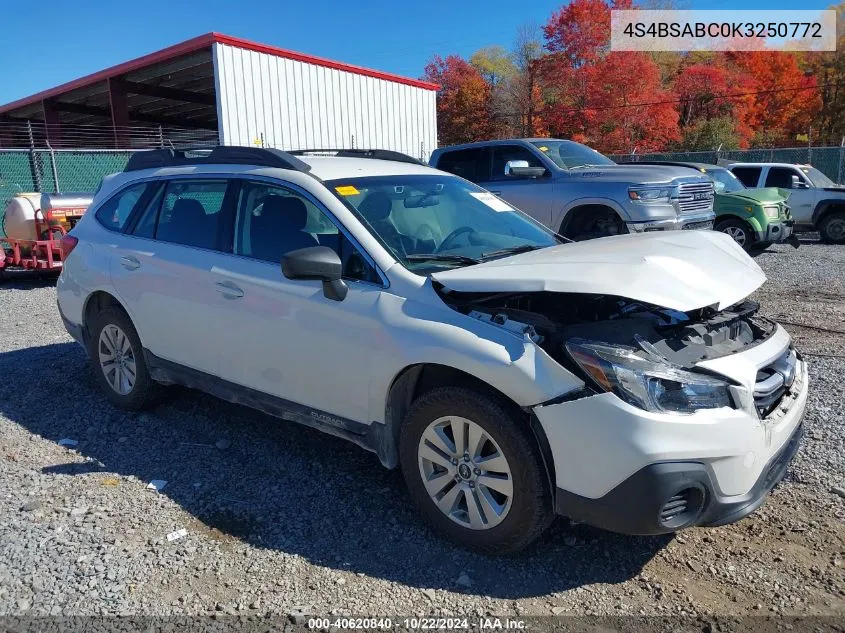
(678, 116), (740, 151)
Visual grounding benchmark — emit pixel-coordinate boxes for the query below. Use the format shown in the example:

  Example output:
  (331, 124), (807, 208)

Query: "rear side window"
(730, 166), (762, 187)
(435, 148), (490, 183)
(94, 182), (152, 231)
(155, 180), (229, 250)
(765, 167), (803, 188)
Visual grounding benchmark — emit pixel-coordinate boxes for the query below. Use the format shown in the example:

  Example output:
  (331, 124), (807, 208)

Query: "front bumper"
(554, 421), (803, 535)
(535, 352), (808, 535)
(757, 219), (795, 244)
(627, 212), (715, 233)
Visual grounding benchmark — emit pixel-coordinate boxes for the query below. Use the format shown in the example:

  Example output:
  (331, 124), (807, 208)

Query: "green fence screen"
(1, 150), (132, 237)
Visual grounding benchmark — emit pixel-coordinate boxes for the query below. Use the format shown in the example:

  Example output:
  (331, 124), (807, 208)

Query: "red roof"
(0, 32), (438, 114)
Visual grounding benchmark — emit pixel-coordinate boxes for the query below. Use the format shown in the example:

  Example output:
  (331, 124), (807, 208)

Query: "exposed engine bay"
(437, 287), (777, 370)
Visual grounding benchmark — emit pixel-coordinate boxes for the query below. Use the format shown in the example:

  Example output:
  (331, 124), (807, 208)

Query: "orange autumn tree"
(672, 61), (755, 148)
(727, 51), (821, 146)
(423, 55), (496, 146)
(538, 0), (680, 152)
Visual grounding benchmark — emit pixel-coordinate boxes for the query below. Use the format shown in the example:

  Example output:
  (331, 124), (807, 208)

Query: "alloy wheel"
(722, 225), (747, 246)
(417, 416), (513, 530)
(98, 324), (137, 395)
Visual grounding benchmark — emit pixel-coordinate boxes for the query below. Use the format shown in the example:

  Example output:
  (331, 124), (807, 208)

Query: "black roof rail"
(287, 148), (425, 166)
(124, 146), (311, 172)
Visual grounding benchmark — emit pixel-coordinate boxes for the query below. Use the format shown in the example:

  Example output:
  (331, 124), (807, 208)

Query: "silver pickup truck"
(430, 138), (715, 240)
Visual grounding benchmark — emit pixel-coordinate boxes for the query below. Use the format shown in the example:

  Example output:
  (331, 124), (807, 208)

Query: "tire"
(564, 207), (628, 241)
(818, 211), (845, 245)
(399, 387), (553, 554)
(87, 307), (161, 410)
(715, 217), (754, 250)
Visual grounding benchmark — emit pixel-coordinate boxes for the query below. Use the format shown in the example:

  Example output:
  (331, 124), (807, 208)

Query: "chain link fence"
(0, 149), (136, 236)
(612, 146), (845, 184)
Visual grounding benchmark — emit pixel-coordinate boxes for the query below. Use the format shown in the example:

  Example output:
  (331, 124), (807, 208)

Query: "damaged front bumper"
(757, 219), (796, 245)
(534, 353), (808, 536)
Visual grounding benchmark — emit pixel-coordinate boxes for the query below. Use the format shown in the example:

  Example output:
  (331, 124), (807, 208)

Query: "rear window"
(94, 182), (153, 232)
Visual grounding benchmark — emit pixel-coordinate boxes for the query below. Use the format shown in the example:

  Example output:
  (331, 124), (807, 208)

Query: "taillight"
(60, 234), (78, 260)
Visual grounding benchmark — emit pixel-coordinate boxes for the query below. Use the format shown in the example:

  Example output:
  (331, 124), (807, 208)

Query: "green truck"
(634, 161), (798, 250)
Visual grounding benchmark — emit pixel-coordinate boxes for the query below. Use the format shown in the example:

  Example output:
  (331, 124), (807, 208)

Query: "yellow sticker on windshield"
(538, 146), (549, 152)
(335, 185), (360, 196)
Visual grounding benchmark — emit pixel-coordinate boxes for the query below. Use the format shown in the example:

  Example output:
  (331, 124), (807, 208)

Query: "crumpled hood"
(722, 187), (790, 205)
(432, 230), (766, 312)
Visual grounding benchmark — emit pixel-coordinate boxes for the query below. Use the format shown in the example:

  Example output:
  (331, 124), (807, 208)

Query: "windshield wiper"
(480, 244), (543, 260)
(405, 253), (481, 266)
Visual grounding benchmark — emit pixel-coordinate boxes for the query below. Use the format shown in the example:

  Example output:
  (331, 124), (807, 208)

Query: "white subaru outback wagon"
(57, 146), (808, 554)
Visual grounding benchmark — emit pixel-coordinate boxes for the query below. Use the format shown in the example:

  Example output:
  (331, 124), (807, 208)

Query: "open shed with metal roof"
(0, 33), (438, 159)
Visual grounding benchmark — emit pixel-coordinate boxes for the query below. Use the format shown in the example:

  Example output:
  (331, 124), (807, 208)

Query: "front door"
(479, 145), (553, 226)
(212, 179), (384, 424)
(764, 167), (817, 228)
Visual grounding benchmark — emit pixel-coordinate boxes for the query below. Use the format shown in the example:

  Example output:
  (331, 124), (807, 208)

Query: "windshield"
(529, 140), (615, 169)
(704, 167), (746, 193)
(326, 175), (559, 273)
(800, 166), (837, 188)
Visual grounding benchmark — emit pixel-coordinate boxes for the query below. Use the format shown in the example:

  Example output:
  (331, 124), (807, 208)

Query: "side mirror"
(505, 160), (546, 179)
(790, 175), (808, 189)
(282, 245), (348, 301)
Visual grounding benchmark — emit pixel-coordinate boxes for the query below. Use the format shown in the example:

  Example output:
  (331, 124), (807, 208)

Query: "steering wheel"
(437, 226), (476, 252)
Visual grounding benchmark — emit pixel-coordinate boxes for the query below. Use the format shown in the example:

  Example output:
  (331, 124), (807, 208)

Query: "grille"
(754, 348), (797, 416)
(676, 182), (715, 214)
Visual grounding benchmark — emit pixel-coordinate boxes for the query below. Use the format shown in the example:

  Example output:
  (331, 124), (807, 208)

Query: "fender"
(365, 290), (584, 426)
(812, 198), (845, 225)
(554, 197), (630, 232)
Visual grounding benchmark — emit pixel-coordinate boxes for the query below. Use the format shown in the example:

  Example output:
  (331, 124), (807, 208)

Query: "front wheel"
(399, 387), (553, 554)
(819, 211), (845, 245)
(715, 218), (754, 250)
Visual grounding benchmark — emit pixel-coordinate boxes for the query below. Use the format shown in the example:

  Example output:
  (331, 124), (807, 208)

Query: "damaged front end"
(437, 286), (779, 415)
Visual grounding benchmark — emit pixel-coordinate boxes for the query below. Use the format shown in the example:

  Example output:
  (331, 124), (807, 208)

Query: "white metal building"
(0, 33), (439, 159)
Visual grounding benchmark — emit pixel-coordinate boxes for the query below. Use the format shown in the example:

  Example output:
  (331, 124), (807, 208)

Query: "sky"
(0, 0), (834, 106)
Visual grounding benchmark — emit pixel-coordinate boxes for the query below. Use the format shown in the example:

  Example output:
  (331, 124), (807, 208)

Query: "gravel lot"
(0, 239), (843, 620)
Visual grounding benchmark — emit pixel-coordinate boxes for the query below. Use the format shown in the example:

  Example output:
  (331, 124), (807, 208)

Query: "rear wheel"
(87, 307), (161, 410)
(399, 387), (553, 554)
(715, 217), (754, 250)
(819, 211), (845, 245)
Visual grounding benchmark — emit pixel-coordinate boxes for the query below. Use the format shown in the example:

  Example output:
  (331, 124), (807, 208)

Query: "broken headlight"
(565, 339), (733, 414)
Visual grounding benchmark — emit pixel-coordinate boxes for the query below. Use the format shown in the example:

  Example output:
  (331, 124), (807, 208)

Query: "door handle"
(490, 191), (502, 196)
(120, 255), (141, 271)
(215, 281), (244, 299)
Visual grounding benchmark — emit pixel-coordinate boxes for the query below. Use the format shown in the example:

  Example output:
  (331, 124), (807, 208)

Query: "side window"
(155, 180), (229, 250)
(730, 167), (762, 187)
(129, 183), (165, 239)
(765, 167), (802, 189)
(94, 182), (151, 232)
(490, 145), (545, 182)
(435, 148), (490, 183)
(234, 181), (378, 282)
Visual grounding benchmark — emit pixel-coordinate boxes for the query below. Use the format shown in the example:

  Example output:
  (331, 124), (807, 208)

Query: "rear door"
(109, 177), (237, 377)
